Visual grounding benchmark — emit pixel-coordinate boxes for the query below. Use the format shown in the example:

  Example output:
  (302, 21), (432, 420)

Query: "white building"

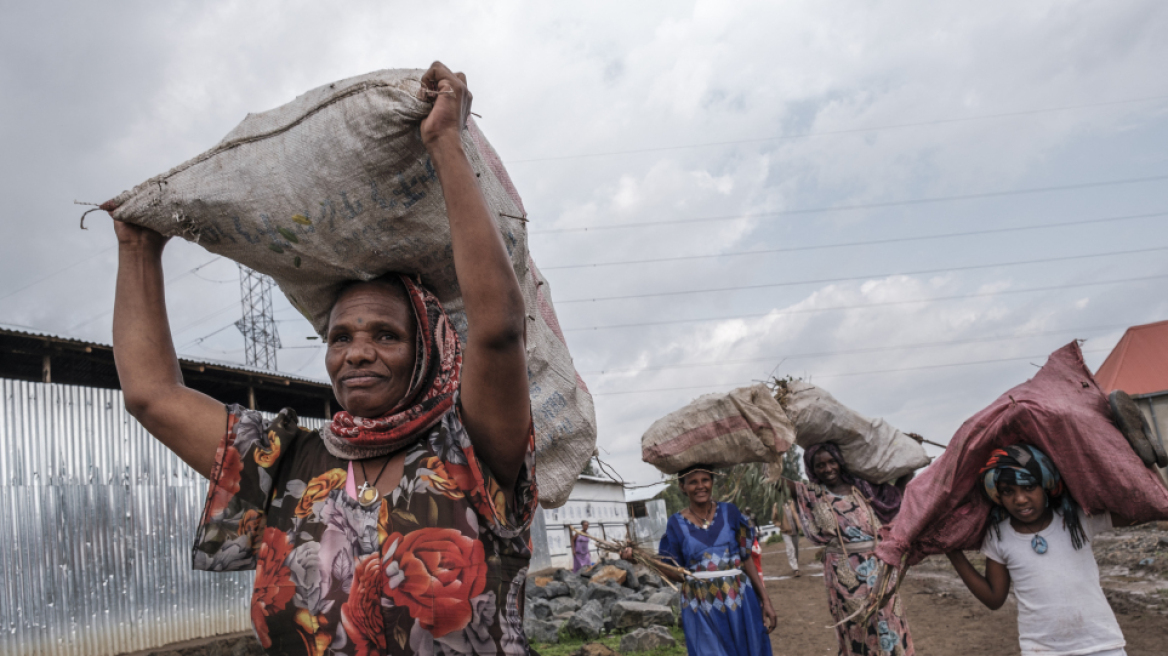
(531, 476), (630, 570)
(529, 476), (669, 571)
(625, 483), (670, 552)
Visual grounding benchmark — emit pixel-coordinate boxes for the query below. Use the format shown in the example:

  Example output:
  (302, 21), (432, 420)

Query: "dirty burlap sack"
(100, 69), (595, 507)
(776, 380), (930, 485)
(876, 342), (1168, 568)
(642, 384), (795, 474)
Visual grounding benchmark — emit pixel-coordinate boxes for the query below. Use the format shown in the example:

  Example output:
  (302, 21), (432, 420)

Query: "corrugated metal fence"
(0, 379), (324, 656)
(631, 499), (668, 549)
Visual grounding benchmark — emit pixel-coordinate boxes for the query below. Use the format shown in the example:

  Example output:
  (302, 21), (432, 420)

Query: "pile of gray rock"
(524, 560), (681, 651)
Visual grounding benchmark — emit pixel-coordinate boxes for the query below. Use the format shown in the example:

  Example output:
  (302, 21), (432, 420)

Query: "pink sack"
(876, 341), (1168, 567)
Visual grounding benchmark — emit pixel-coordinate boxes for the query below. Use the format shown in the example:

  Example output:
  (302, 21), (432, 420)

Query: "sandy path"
(758, 543), (1168, 655)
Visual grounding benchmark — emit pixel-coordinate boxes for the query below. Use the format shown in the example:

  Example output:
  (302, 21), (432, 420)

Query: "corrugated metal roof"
(575, 474), (625, 486)
(0, 323), (330, 387)
(1095, 319), (1168, 395)
(624, 482), (670, 502)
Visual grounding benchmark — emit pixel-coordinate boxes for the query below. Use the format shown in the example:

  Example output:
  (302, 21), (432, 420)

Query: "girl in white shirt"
(946, 444), (1137, 656)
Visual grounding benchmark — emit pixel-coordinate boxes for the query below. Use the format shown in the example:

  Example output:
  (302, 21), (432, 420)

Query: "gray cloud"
(2, 0), (1166, 485)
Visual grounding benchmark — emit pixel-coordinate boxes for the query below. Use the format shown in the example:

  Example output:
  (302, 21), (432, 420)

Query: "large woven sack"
(876, 342), (1168, 568)
(777, 380), (929, 485)
(100, 69), (595, 507)
(642, 384), (795, 474)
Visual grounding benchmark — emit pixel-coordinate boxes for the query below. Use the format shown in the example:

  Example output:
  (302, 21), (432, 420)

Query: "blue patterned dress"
(658, 502), (773, 656)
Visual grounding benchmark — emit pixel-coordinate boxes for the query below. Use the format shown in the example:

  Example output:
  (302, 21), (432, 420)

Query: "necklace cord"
(359, 457), (393, 489)
(688, 502), (716, 527)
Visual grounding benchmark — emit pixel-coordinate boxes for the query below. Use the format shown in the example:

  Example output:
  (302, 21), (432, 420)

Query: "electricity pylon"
(235, 264), (281, 371)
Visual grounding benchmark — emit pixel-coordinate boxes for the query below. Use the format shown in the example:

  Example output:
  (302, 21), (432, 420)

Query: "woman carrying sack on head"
(776, 444), (914, 656)
(627, 464), (776, 656)
(109, 62), (537, 655)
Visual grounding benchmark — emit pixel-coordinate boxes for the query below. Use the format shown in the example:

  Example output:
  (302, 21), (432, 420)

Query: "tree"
(781, 445), (803, 482)
(653, 483), (688, 516)
(651, 447), (805, 525)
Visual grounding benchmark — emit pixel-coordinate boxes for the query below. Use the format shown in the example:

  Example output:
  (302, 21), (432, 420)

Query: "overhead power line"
(590, 349), (1109, 396)
(178, 322), (238, 351)
(558, 245), (1168, 304)
(562, 273), (1168, 332)
(544, 211), (1167, 270)
(0, 246), (117, 303)
(66, 256), (224, 332)
(507, 94), (1168, 164)
(291, 349), (325, 374)
(532, 174), (1168, 234)
(171, 302), (239, 336)
(814, 348), (1105, 380)
(580, 322), (1134, 376)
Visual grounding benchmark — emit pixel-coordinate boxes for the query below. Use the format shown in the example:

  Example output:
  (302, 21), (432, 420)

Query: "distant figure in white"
(780, 500), (800, 576)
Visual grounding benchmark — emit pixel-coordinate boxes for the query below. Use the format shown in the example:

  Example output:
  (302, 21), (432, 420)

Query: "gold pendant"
(357, 483), (380, 507)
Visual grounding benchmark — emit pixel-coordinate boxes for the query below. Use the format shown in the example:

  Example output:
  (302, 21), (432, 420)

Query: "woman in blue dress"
(656, 464), (776, 655)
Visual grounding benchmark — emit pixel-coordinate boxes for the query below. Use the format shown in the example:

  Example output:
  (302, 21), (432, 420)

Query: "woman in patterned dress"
(110, 62), (538, 655)
(652, 464), (776, 656)
(777, 445), (914, 656)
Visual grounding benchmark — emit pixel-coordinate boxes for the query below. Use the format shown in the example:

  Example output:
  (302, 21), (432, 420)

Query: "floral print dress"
(793, 482), (913, 656)
(193, 404), (537, 656)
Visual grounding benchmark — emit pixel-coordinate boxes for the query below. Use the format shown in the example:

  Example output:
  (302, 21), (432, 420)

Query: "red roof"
(1095, 320), (1168, 396)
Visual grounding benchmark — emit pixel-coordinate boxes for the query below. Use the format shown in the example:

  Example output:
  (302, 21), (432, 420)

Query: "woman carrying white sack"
(109, 62), (538, 656)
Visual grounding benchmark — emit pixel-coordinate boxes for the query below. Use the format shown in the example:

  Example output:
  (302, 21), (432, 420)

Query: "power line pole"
(235, 264), (281, 371)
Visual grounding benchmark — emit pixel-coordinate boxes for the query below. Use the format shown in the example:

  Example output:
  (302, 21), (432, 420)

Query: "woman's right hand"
(113, 219), (169, 253)
(112, 213), (225, 480)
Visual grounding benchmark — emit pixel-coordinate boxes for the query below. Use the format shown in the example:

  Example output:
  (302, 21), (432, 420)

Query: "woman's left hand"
(762, 600), (777, 633)
(418, 61), (472, 147)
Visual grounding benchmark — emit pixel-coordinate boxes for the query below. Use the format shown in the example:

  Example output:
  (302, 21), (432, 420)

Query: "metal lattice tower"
(235, 264), (281, 371)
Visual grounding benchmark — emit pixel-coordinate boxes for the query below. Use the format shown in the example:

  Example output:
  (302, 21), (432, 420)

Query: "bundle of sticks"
(569, 527), (687, 590)
(834, 553), (911, 629)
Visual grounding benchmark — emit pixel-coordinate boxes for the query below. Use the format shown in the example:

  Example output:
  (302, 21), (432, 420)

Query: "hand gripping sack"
(876, 342), (1168, 568)
(641, 384), (795, 474)
(776, 380), (930, 485)
(99, 69), (595, 507)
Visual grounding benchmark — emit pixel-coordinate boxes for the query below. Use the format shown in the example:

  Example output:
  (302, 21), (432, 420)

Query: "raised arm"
(419, 62), (530, 489)
(946, 550), (1011, 610)
(111, 221), (226, 478)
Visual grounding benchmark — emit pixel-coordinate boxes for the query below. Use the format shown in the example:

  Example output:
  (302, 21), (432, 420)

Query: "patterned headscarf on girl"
(979, 444), (1086, 549)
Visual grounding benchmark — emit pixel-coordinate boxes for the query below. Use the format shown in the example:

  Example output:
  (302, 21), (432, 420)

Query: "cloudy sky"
(3, 0), (1166, 485)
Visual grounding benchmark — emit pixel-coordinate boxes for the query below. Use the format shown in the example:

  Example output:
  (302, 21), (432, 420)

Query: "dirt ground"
(759, 524), (1168, 656)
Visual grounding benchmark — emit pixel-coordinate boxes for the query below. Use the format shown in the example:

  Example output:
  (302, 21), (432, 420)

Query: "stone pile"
(1092, 525), (1168, 576)
(523, 561), (680, 650)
